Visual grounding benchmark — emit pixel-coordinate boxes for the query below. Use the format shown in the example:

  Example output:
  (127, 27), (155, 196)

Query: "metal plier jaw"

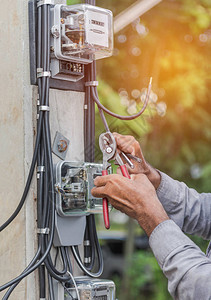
(99, 132), (131, 230)
(99, 132), (116, 230)
(99, 132), (116, 169)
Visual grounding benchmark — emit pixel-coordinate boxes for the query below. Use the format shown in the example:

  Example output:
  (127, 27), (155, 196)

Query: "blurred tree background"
(68, 0), (211, 299)
(93, 0), (211, 299)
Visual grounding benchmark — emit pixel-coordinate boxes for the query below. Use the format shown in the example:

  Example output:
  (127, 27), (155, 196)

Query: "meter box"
(55, 161), (112, 217)
(51, 4), (113, 64)
(57, 277), (115, 300)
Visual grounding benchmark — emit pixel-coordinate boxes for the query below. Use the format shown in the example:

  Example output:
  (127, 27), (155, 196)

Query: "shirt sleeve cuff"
(149, 220), (196, 267)
(156, 171), (180, 212)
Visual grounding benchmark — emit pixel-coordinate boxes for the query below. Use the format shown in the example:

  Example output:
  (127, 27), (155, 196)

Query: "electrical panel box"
(50, 4), (113, 82)
(51, 4), (113, 63)
(54, 277), (115, 300)
(55, 161), (112, 217)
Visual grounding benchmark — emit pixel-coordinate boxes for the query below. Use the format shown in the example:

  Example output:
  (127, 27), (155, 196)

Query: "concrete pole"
(0, 0), (85, 299)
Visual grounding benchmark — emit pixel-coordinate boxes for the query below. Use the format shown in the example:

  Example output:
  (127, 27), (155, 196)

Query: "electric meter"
(64, 277), (115, 300)
(51, 4), (113, 63)
(55, 161), (112, 217)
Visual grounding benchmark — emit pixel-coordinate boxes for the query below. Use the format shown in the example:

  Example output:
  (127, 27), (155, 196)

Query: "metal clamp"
(85, 81), (98, 87)
(37, 228), (50, 234)
(37, 0), (54, 7)
(84, 257), (91, 263)
(39, 105), (50, 112)
(37, 71), (51, 78)
(84, 240), (90, 246)
(37, 166), (45, 173)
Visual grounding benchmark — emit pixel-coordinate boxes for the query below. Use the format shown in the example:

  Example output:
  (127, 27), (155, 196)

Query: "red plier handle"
(102, 165), (130, 230)
(102, 169), (110, 229)
(120, 164), (131, 179)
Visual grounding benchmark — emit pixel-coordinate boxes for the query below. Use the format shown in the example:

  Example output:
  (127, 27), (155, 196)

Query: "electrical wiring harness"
(0, 0), (150, 298)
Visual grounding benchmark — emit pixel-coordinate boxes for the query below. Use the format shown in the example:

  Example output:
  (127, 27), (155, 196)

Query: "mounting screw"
(51, 25), (60, 38)
(58, 140), (68, 152)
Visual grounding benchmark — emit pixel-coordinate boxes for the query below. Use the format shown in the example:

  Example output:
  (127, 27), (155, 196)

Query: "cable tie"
(40, 298), (46, 300)
(37, 0), (54, 7)
(37, 100), (40, 106)
(37, 173), (40, 179)
(85, 81), (98, 87)
(84, 257), (91, 263)
(37, 228), (50, 234)
(39, 105), (50, 112)
(37, 113), (40, 119)
(37, 166), (45, 173)
(84, 240), (90, 246)
(37, 71), (51, 78)
(84, 104), (88, 110)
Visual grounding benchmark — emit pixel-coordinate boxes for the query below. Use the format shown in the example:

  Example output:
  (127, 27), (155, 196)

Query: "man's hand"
(92, 173), (169, 236)
(113, 133), (161, 189)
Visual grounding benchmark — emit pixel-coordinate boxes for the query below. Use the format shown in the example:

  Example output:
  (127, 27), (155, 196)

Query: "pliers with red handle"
(99, 132), (131, 229)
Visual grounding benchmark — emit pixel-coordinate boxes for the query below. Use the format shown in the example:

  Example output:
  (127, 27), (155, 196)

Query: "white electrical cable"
(66, 271), (81, 300)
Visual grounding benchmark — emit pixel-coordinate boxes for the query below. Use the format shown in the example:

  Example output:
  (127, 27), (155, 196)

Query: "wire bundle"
(0, 2), (104, 299)
(0, 0), (151, 298)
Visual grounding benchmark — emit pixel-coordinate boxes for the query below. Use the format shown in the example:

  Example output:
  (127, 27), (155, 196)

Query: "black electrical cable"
(84, 221), (91, 268)
(0, 110), (44, 232)
(48, 273), (55, 300)
(91, 60), (151, 122)
(87, 215), (96, 271)
(65, 247), (73, 274)
(37, 4), (49, 298)
(54, 247), (60, 267)
(0, 3), (56, 295)
(2, 247), (42, 300)
(0, 121), (55, 293)
(71, 216), (103, 278)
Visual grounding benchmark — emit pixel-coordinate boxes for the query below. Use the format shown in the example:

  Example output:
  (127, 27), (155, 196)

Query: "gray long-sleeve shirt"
(149, 172), (211, 299)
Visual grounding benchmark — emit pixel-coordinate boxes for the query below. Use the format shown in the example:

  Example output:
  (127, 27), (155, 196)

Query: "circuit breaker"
(54, 277), (115, 300)
(55, 161), (112, 217)
(50, 4), (113, 81)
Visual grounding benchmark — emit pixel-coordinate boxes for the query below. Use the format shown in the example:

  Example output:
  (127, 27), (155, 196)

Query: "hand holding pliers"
(99, 132), (131, 229)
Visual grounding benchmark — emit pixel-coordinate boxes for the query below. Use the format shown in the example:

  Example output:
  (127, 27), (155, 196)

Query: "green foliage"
(126, 251), (171, 300)
(94, 0), (211, 299)
(180, 0), (211, 32)
(66, 0), (80, 5)
(95, 80), (152, 162)
(96, 0), (211, 189)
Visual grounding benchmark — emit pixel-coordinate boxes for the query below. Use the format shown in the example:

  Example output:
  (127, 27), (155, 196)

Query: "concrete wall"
(0, 0), (84, 299)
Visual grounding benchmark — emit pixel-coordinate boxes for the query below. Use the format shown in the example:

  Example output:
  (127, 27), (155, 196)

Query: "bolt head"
(58, 139), (68, 152)
(106, 147), (112, 154)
